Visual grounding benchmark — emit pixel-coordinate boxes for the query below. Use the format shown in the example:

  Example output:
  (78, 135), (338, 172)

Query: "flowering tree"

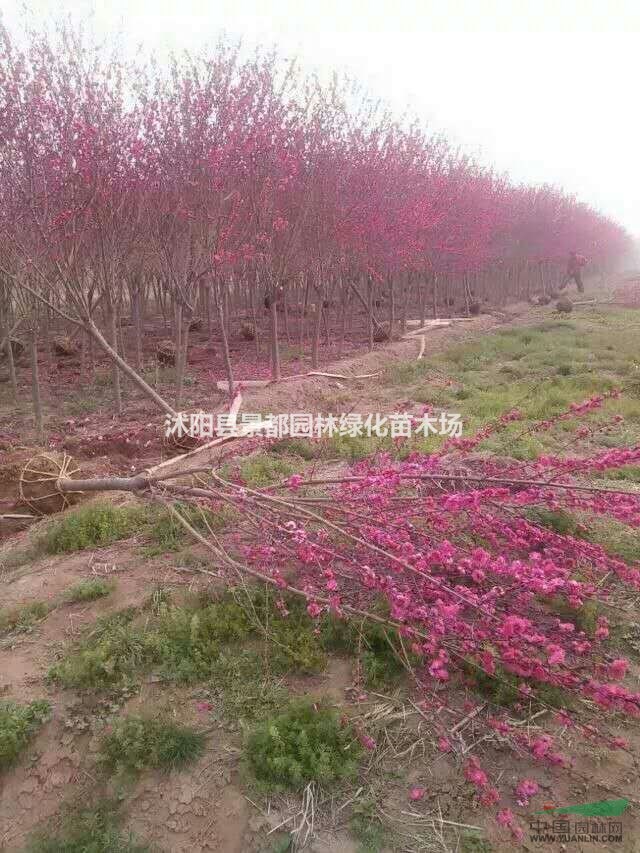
(0, 19), (631, 403)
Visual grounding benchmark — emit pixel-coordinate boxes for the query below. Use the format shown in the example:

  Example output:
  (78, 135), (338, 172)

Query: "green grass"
(349, 798), (387, 852)
(25, 800), (150, 853)
(65, 579), (115, 603)
(209, 650), (289, 724)
(245, 699), (362, 791)
(35, 500), (236, 559)
(38, 502), (148, 555)
(527, 508), (640, 565)
(320, 612), (415, 688)
(460, 835), (493, 853)
(99, 716), (206, 775)
(0, 600), (50, 635)
(318, 433), (386, 462)
(526, 507), (581, 536)
(48, 587), (325, 691)
(581, 517), (640, 564)
(222, 454), (298, 487)
(541, 597), (601, 638)
(47, 608), (149, 690)
(381, 310), (640, 462)
(269, 438), (322, 460)
(0, 700), (51, 770)
(143, 502), (234, 555)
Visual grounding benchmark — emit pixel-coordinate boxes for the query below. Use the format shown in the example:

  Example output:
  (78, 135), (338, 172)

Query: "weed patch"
(269, 438), (321, 460)
(48, 608), (148, 689)
(245, 700), (361, 791)
(48, 586), (326, 690)
(349, 798), (387, 852)
(38, 502), (147, 554)
(320, 613), (414, 687)
(99, 716), (206, 775)
(25, 800), (150, 853)
(231, 454), (298, 487)
(0, 699), (51, 769)
(65, 579), (115, 603)
(143, 501), (233, 555)
(209, 650), (289, 723)
(0, 600), (49, 635)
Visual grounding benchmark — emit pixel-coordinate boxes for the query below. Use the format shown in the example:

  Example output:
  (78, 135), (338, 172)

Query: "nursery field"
(1, 294), (640, 853)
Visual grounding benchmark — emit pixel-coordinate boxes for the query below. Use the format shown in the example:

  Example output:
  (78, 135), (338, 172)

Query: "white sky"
(3, 0), (640, 235)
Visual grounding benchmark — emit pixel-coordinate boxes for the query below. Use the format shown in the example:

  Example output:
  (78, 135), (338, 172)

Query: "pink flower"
(479, 786), (500, 807)
(306, 601), (322, 618)
(496, 808), (524, 842)
(515, 779), (539, 806)
(286, 474), (303, 490)
(531, 735), (553, 759)
(438, 737), (452, 752)
(464, 757), (488, 788)
(608, 658), (628, 680)
(409, 787), (425, 801)
(195, 701), (213, 714)
(359, 733), (376, 751)
(546, 644), (565, 665)
(610, 736), (628, 750)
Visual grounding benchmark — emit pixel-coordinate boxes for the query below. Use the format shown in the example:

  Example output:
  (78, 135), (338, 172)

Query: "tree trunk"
(311, 300), (323, 369)
(214, 279), (235, 397)
(133, 287), (143, 372)
(30, 322), (44, 444)
(0, 298), (18, 400)
(176, 315), (190, 410)
(109, 308), (122, 416)
(250, 278), (260, 357)
(269, 291), (281, 381)
(367, 276), (374, 351)
(86, 320), (176, 415)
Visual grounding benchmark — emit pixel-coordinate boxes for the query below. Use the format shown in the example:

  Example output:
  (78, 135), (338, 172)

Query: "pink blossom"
(546, 644), (565, 665)
(409, 787), (426, 801)
(515, 779), (540, 806)
(496, 808), (524, 842)
(359, 733), (376, 751)
(464, 757), (488, 788)
(306, 601), (322, 619)
(608, 658), (628, 680)
(286, 474), (304, 490)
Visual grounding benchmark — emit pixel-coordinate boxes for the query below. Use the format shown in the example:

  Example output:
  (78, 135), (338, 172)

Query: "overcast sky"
(3, 0), (639, 235)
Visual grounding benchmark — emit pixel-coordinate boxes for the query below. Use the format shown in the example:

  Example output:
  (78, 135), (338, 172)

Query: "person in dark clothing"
(560, 251), (587, 293)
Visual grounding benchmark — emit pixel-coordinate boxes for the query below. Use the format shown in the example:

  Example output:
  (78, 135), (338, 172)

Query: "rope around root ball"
(19, 452), (82, 515)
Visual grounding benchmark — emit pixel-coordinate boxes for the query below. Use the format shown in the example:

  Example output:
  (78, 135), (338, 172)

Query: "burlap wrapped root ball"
(373, 322), (390, 342)
(240, 322), (256, 341)
(162, 412), (207, 455)
(556, 297), (573, 314)
(52, 334), (79, 356)
(0, 338), (25, 360)
(19, 452), (83, 515)
(156, 339), (177, 366)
